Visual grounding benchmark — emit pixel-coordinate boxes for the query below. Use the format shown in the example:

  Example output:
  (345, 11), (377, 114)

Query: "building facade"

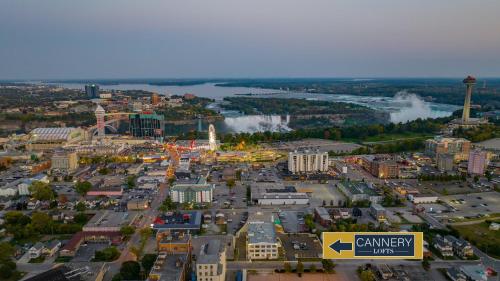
(51, 151), (78, 172)
(85, 84), (99, 99)
(196, 240), (226, 281)
(246, 222), (280, 260)
(425, 137), (471, 161)
(337, 181), (382, 203)
(288, 150), (328, 174)
(468, 149), (488, 175)
(129, 112), (164, 139)
(437, 153), (455, 172)
(170, 183), (214, 204)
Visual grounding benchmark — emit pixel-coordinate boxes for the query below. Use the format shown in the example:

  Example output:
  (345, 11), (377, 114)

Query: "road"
(227, 259), (483, 270)
(104, 184), (167, 281)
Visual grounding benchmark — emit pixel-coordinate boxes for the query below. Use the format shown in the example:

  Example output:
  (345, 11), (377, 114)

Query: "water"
(50, 82), (284, 100)
(47, 82), (460, 132)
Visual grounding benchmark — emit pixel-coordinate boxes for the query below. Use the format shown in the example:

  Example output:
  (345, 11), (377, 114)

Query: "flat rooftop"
(248, 221), (277, 244)
(84, 211), (130, 229)
(338, 181), (379, 196)
(198, 239), (222, 265)
(148, 253), (188, 281)
(153, 211), (202, 230)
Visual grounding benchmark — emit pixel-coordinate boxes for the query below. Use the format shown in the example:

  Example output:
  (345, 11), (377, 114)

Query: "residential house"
(433, 235), (454, 257)
(29, 242), (45, 259)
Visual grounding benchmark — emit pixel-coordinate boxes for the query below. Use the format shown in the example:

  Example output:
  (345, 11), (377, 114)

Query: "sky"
(1, 0), (500, 79)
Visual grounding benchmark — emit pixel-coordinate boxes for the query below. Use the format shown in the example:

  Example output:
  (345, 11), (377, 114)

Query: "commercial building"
(437, 153), (455, 172)
(82, 211), (131, 233)
(251, 185), (309, 206)
(60, 231), (122, 257)
(337, 181), (382, 203)
(408, 194), (438, 204)
(425, 137), (471, 161)
(148, 252), (190, 281)
(196, 240), (226, 281)
(369, 203), (387, 222)
(28, 127), (85, 151)
(358, 155), (399, 179)
(85, 84), (99, 99)
(129, 112), (164, 139)
(247, 222), (280, 260)
(170, 183), (214, 204)
(156, 231), (192, 254)
(151, 93), (160, 105)
(148, 230), (191, 281)
(254, 192), (309, 206)
(51, 151), (79, 172)
(87, 186), (123, 197)
(127, 199), (149, 210)
(288, 149), (328, 174)
(468, 149), (488, 175)
(152, 211), (202, 232)
(314, 207), (332, 227)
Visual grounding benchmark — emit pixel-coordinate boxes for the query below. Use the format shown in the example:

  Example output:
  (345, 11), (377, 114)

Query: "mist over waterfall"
(389, 91), (449, 123)
(223, 115), (291, 133)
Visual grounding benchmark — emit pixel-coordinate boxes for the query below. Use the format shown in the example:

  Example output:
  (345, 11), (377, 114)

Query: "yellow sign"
(322, 232), (423, 259)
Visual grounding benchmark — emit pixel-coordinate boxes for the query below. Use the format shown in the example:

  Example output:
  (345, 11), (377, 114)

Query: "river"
(48, 82), (460, 133)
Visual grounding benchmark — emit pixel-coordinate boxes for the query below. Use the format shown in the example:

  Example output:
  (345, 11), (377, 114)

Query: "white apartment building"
(196, 240), (226, 281)
(288, 149), (329, 174)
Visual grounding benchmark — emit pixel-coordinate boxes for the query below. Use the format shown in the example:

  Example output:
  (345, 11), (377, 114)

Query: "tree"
(139, 227), (152, 241)
(126, 175), (137, 189)
(141, 254), (157, 273)
(98, 167), (110, 175)
(75, 201), (86, 212)
(120, 226), (136, 237)
(29, 181), (55, 201)
(31, 212), (54, 234)
(75, 181), (92, 196)
(322, 259), (335, 273)
(159, 196), (175, 212)
(94, 247), (120, 262)
(473, 175), (480, 183)
(422, 258), (431, 271)
(226, 179), (236, 192)
(284, 262), (292, 273)
(296, 261), (304, 275)
(73, 212), (88, 224)
(120, 261), (141, 280)
(360, 270), (375, 281)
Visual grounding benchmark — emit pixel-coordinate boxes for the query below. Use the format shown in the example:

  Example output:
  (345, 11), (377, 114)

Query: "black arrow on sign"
(329, 240), (352, 254)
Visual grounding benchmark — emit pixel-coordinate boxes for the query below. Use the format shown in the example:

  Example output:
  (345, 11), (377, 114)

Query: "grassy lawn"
(361, 133), (432, 143)
(28, 256), (45, 263)
(452, 220), (500, 259)
(448, 213), (500, 224)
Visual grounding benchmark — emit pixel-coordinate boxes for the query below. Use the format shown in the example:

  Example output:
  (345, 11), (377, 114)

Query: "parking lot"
(278, 211), (306, 233)
(440, 191), (500, 219)
(71, 242), (110, 262)
(295, 182), (346, 207)
(278, 233), (322, 261)
(212, 182), (248, 209)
